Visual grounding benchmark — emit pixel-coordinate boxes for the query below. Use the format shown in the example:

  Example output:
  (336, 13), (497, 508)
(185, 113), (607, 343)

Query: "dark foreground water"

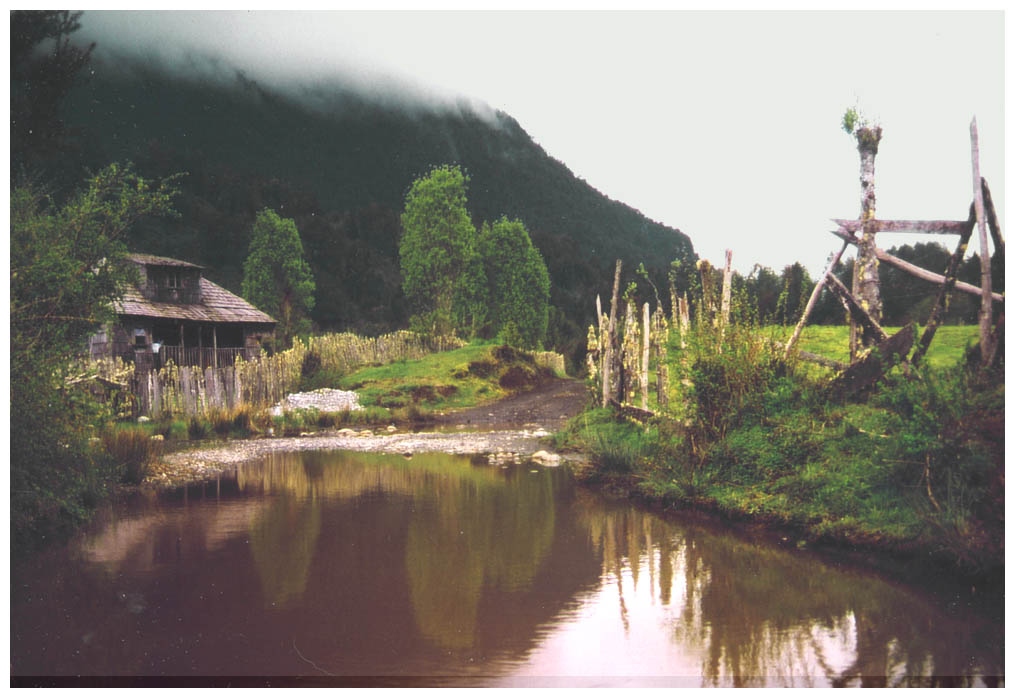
(11, 450), (1003, 687)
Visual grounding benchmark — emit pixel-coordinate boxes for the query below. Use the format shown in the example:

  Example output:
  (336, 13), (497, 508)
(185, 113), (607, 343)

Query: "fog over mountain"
(57, 12), (695, 360)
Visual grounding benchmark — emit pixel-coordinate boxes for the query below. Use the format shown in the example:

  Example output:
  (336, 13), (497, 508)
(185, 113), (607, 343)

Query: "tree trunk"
(851, 126), (883, 362)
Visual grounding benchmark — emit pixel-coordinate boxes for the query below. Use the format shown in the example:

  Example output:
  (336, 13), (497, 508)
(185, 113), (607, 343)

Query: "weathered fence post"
(720, 249), (733, 329)
(641, 302), (650, 410)
(622, 301), (640, 403)
(653, 307), (669, 410)
(851, 125), (884, 362)
(602, 260), (622, 408)
(678, 294), (690, 349)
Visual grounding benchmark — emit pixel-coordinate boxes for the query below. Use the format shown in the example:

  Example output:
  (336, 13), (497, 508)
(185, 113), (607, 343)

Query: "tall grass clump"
(101, 426), (164, 485)
(187, 415), (211, 440)
(674, 279), (798, 467)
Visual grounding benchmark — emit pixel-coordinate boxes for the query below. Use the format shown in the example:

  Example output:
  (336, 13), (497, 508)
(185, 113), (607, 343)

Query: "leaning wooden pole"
(981, 178), (1005, 258)
(602, 260), (622, 408)
(912, 204), (976, 367)
(785, 240), (849, 358)
(830, 227), (1003, 302)
(970, 118), (997, 366)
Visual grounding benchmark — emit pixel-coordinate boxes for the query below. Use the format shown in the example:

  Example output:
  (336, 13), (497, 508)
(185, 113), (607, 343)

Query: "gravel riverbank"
(145, 379), (587, 489)
(152, 427), (573, 489)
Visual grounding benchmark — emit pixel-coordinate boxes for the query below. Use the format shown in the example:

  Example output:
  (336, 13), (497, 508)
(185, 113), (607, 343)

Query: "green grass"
(338, 342), (553, 412)
(790, 325), (979, 370)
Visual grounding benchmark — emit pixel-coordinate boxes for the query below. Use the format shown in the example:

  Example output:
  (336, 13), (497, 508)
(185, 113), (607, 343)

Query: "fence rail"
(130, 346), (255, 372)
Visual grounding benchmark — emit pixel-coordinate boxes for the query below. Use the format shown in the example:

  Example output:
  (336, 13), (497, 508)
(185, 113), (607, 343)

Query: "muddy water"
(11, 450), (1003, 687)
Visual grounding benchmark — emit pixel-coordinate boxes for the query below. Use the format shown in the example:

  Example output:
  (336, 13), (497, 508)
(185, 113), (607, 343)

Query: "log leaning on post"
(829, 323), (915, 400)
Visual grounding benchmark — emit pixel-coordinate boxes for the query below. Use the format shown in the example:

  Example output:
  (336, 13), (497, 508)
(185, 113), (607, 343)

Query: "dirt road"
(436, 377), (588, 431)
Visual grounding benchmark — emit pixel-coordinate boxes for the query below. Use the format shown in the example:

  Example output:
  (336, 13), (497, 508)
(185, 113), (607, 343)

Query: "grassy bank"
(561, 322), (1003, 579)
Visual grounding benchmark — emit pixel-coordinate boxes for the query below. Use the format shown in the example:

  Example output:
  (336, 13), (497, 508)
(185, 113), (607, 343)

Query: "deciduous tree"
(399, 165), (485, 336)
(242, 208), (316, 347)
(478, 216), (551, 349)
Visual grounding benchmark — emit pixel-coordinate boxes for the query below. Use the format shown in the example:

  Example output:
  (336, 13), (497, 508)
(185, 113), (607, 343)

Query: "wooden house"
(88, 253), (276, 369)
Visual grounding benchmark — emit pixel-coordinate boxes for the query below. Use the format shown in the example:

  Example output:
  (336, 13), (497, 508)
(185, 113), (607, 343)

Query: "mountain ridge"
(61, 53), (696, 355)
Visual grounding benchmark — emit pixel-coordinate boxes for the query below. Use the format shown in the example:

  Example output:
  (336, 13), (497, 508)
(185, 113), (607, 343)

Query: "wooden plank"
(773, 341), (849, 371)
(609, 398), (656, 422)
(830, 228), (1004, 303)
(829, 324), (915, 400)
(833, 218), (968, 235)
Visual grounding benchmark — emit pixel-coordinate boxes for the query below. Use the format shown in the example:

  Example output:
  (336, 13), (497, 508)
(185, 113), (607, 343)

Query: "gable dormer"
(128, 253), (204, 304)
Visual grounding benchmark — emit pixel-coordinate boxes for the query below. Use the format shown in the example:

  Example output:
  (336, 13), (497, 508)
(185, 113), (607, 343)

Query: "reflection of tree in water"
(572, 493), (1002, 687)
(237, 451), (558, 651)
(406, 466), (557, 650)
(247, 454), (324, 609)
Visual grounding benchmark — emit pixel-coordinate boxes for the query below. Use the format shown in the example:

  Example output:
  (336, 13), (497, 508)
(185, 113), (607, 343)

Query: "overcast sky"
(76, 10), (1005, 276)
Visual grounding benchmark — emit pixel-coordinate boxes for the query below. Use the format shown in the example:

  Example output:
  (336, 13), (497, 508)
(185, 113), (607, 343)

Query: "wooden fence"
(115, 331), (467, 418)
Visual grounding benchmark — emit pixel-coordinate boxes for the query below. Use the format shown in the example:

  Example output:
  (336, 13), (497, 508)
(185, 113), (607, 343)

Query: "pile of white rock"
(270, 388), (363, 416)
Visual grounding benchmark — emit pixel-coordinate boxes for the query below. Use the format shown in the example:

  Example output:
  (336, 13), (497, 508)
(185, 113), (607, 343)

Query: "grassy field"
(789, 324), (980, 370)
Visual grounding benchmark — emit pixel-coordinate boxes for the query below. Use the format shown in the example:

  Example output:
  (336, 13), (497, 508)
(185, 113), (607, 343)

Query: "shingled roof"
(115, 254), (276, 325)
(126, 252), (203, 269)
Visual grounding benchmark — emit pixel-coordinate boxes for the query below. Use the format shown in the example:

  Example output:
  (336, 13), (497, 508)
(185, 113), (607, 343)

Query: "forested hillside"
(57, 54), (695, 355)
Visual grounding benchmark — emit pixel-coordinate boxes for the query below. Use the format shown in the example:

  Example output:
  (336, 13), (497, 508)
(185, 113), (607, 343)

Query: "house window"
(167, 271), (181, 289)
(133, 328), (148, 348)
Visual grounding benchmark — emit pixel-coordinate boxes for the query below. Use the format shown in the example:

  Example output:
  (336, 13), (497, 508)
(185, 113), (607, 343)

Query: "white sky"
(76, 9), (1005, 276)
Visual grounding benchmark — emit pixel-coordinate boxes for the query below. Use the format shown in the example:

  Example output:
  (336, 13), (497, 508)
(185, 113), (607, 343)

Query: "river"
(10, 449), (1003, 687)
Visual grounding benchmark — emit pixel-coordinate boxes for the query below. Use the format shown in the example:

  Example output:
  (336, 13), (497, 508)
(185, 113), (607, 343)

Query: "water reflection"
(504, 493), (1002, 687)
(10, 450), (1002, 686)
